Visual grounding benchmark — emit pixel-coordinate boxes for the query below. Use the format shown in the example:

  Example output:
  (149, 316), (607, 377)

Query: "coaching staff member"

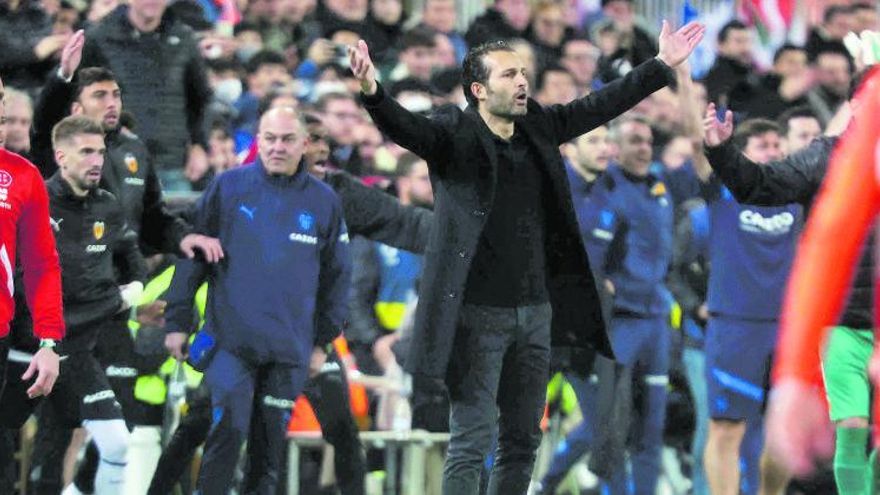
(348, 19), (704, 495)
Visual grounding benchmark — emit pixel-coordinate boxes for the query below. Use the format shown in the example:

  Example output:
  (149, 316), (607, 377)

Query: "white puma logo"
(239, 204), (256, 220)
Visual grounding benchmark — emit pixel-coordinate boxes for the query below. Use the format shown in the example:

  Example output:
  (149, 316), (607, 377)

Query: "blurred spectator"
(388, 77), (433, 115)
(592, 0), (658, 82)
(806, 49), (852, 126)
(203, 122), (238, 182)
(565, 124), (611, 206)
(233, 21), (265, 63)
(534, 64), (577, 106)
(388, 25), (437, 83)
(528, 0), (568, 73)
(851, 2), (880, 32)
(317, 0), (368, 36)
(52, 1), (79, 35)
(303, 112), (333, 178)
(777, 106), (821, 156)
(348, 152), (432, 377)
(81, 0), (213, 191)
(702, 20), (754, 105)
(420, 0), (466, 63)
(659, 134), (695, 172)
(353, 121), (392, 176)
(465, 0), (531, 47)
(430, 67), (466, 108)
(0, 0), (69, 92)
(86, 0), (118, 26)
(805, 5), (854, 62)
(561, 36), (600, 96)
(232, 50), (291, 142)
(362, 0), (405, 66)
(433, 31), (458, 69)
(317, 91), (366, 175)
(507, 37), (537, 86)
(2, 88), (33, 155)
(730, 44), (811, 120)
(205, 57), (244, 105)
(268, 0), (321, 54)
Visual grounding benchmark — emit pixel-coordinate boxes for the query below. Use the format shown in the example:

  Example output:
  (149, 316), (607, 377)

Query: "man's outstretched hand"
(348, 40), (378, 96)
(656, 20), (706, 68)
(703, 102), (734, 147)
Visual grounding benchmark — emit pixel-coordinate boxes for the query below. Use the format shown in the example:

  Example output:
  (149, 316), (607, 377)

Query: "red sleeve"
(773, 69), (880, 385)
(18, 169), (64, 340)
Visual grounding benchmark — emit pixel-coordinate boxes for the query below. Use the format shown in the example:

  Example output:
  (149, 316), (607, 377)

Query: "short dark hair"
(245, 50), (287, 75)
(732, 118), (781, 151)
(75, 67), (117, 100)
(777, 106), (819, 135)
(772, 43), (805, 64)
(389, 77), (432, 99)
(303, 113), (324, 127)
(718, 20), (748, 44)
(233, 21), (260, 36)
(461, 40), (517, 107)
(52, 115), (104, 149)
(402, 25), (438, 51)
(315, 91), (357, 112)
(535, 63), (573, 92)
(258, 86), (299, 117)
(824, 5), (853, 24)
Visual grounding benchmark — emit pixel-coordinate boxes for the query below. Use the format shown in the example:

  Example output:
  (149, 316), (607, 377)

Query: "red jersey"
(0, 148), (64, 340)
(773, 67), (880, 386)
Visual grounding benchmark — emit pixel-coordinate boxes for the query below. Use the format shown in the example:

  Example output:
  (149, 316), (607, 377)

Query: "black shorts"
(0, 350), (124, 429)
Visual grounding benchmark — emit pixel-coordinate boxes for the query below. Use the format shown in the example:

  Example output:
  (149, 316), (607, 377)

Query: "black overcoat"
(361, 58), (674, 380)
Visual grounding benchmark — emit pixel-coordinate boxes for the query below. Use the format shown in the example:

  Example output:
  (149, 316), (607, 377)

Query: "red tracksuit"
(0, 148), (64, 340)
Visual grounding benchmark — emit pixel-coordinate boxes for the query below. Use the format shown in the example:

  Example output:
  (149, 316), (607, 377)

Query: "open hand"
(656, 20), (705, 68)
(703, 102), (733, 147)
(348, 40), (378, 95)
(60, 30), (85, 80)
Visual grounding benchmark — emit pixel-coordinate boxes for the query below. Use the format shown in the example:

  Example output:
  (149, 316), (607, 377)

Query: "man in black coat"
(79, 0), (213, 191)
(349, 19), (704, 494)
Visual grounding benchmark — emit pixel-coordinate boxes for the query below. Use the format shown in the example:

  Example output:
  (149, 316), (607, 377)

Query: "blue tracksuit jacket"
(165, 161), (352, 366)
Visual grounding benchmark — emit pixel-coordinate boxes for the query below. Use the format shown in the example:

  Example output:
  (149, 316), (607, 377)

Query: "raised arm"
(703, 102), (830, 207)
(326, 170), (432, 253)
(549, 21), (705, 143)
(350, 40), (451, 166)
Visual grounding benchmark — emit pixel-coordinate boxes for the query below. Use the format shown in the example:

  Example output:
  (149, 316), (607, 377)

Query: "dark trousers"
(150, 351), (366, 495)
(443, 303), (552, 495)
(148, 390), (212, 495)
(198, 349), (308, 494)
(301, 362), (366, 495)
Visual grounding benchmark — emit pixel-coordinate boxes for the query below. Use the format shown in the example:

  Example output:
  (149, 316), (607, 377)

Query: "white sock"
(83, 419), (130, 494)
(61, 483), (86, 495)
